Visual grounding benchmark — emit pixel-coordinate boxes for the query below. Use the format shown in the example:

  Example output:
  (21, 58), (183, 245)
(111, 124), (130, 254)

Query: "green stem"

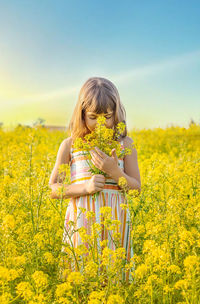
(48, 197), (80, 271)
(8, 294), (21, 304)
(28, 137), (36, 235)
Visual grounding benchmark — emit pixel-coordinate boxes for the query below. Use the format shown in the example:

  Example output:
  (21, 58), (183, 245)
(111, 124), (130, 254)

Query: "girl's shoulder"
(59, 136), (73, 164)
(122, 136), (134, 146)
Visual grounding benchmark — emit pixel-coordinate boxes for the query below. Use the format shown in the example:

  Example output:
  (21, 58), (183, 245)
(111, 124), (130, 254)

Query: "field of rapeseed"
(0, 122), (199, 303)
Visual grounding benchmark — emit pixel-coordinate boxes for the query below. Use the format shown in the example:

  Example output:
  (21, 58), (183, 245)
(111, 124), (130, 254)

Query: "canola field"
(0, 123), (199, 304)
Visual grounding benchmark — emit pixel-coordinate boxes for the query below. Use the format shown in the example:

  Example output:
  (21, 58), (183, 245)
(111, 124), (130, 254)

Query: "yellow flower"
(100, 240), (108, 247)
(88, 291), (105, 303)
(75, 244), (88, 256)
(78, 207), (86, 214)
(91, 222), (102, 236)
(120, 203), (128, 210)
(67, 272), (84, 285)
(86, 210), (96, 220)
(114, 247), (126, 260)
(146, 274), (162, 287)
(101, 247), (114, 266)
(167, 264), (181, 274)
(55, 282), (72, 298)
(100, 206), (112, 218)
(33, 233), (46, 250)
(183, 255), (199, 271)
(0, 266), (21, 281)
(107, 294), (125, 304)
(58, 163), (70, 175)
(118, 176), (128, 190)
(96, 115), (106, 125)
(84, 261), (98, 278)
(78, 226), (91, 242)
(116, 122), (126, 135)
(32, 270), (48, 289)
(7, 269), (21, 281)
(12, 255), (26, 267)
(44, 252), (54, 264)
(16, 281), (33, 301)
(113, 232), (121, 242)
(0, 292), (12, 304)
(2, 214), (15, 230)
(124, 147), (132, 155)
(29, 294), (47, 303)
(174, 280), (188, 290)
(73, 137), (84, 150)
(127, 189), (140, 197)
(163, 284), (172, 294)
(135, 264), (148, 279)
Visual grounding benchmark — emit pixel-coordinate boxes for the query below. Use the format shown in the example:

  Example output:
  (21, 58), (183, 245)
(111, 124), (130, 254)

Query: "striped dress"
(61, 139), (135, 282)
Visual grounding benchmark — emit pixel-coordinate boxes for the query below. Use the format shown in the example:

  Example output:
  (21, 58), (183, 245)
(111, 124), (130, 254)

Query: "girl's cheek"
(106, 121), (113, 128)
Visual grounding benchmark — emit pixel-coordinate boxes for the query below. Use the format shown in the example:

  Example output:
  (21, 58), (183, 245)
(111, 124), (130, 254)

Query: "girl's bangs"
(87, 89), (115, 114)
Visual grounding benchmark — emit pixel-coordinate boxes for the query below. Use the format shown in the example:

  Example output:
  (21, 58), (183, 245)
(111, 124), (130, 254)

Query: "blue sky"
(0, 0), (200, 130)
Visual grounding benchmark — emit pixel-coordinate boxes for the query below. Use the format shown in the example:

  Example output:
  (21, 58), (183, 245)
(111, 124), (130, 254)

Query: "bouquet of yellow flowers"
(73, 116), (134, 200)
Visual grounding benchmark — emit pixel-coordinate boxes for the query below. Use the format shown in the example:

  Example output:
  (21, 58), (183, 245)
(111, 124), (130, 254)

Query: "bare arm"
(50, 182), (88, 199)
(49, 137), (88, 199)
(110, 136), (141, 193)
(49, 137), (105, 199)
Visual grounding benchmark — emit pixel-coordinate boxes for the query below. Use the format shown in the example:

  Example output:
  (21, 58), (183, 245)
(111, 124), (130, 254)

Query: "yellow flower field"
(0, 122), (199, 303)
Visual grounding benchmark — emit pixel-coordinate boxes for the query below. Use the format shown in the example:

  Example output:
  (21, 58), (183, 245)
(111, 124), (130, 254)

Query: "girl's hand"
(90, 147), (119, 177)
(85, 174), (106, 195)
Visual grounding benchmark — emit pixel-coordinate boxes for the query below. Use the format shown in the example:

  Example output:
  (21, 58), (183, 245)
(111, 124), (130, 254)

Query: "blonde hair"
(67, 77), (127, 141)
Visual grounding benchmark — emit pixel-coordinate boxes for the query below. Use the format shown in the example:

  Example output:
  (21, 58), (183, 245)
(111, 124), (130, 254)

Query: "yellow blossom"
(120, 203), (128, 210)
(67, 272), (84, 285)
(96, 115), (106, 125)
(44, 252), (54, 264)
(100, 240), (108, 247)
(118, 176), (128, 190)
(16, 281), (34, 301)
(100, 206), (112, 218)
(55, 282), (73, 298)
(116, 121), (126, 134)
(78, 207), (87, 214)
(183, 255), (199, 271)
(84, 261), (98, 278)
(32, 270), (48, 289)
(86, 210), (96, 220)
(135, 263), (148, 279)
(0, 292), (12, 304)
(167, 264), (181, 274)
(101, 247), (114, 266)
(174, 280), (189, 290)
(107, 294), (125, 304)
(2, 214), (15, 230)
(88, 291), (105, 303)
(78, 226), (91, 242)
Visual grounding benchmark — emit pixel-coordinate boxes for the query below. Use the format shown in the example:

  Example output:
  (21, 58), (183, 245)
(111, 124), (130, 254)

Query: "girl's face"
(85, 108), (114, 132)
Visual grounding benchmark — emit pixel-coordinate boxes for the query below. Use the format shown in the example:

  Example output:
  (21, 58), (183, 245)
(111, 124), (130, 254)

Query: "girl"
(49, 77), (141, 283)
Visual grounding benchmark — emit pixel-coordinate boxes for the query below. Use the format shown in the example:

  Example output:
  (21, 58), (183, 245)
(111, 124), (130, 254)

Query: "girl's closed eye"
(89, 116), (112, 120)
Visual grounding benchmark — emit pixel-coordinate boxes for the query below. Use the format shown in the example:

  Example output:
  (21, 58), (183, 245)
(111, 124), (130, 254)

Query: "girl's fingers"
(91, 158), (102, 169)
(94, 147), (106, 158)
(96, 187), (104, 191)
(95, 182), (105, 187)
(91, 151), (103, 162)
(95, 176), (106, 182)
